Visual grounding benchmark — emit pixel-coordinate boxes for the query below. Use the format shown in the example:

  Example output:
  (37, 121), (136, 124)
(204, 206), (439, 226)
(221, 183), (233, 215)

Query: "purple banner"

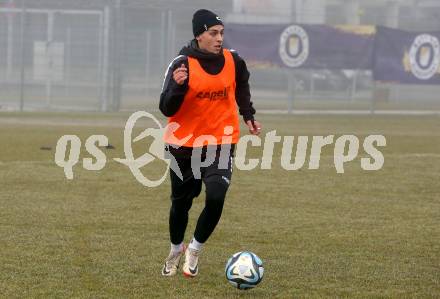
(373, 26), (440, 84)
(224, 23), (375, 70)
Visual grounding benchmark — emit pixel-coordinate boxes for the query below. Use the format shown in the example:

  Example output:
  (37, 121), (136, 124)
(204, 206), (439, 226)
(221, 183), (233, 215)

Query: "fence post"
(19, 0), (26, 111)
(370, 81), (376, 114)
(6, 0), (14, 80)
(287, 69), (295, 114)
(159, 10), (167, 88)
(350, 70), (358, 103)
(145, 30), (151, 96)
(65, 25), (71, 98)
(111, 0), (122, 111)
(101, 6), (110, 111)
(167, 10), (174, 60)
(287, 3), (296, 114)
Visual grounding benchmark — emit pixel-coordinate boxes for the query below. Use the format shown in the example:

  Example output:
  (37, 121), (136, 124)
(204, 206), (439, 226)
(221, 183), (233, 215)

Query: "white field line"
(258, 110), (440, 115)
(1, 153), (439, 166)
(1, 110), (439, 128)
(0, 118), (128, 128)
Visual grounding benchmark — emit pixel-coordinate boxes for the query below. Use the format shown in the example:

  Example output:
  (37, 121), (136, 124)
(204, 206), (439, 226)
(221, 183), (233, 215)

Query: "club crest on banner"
(408, 34), (440, 80)
(279, 25), (309, 68)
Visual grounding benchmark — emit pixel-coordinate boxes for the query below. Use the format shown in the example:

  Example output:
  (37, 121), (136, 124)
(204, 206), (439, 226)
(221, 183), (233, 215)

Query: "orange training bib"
(164, 49), (240, 147)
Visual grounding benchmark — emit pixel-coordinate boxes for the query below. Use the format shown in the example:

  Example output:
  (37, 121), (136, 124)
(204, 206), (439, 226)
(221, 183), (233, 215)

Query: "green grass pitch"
(0, 112), (439, 298)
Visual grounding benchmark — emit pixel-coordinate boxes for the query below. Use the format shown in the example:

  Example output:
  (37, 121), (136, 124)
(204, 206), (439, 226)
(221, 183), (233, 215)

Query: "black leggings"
(169, 154), (232, 244)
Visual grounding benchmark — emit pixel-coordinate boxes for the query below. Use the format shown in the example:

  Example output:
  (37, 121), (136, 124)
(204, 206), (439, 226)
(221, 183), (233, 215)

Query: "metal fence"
(1, 0), (439, 113)
(0, 5), (107, 110)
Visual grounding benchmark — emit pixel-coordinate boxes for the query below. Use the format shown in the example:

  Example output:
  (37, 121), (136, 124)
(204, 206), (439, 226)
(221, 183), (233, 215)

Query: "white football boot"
(182, 247), (200, 277)
(161, 244), (186, 276)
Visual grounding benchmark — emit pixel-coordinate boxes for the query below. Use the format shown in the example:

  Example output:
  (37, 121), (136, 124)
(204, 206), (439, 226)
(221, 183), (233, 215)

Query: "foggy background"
(0, 0), (439, 112)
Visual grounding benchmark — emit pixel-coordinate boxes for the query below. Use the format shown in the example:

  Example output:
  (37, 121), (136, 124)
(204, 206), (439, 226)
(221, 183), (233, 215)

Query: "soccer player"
(159, 9), (261, 277)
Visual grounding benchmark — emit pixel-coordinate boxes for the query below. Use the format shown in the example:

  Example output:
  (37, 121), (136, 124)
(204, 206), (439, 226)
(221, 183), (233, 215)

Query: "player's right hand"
(173, 63), (188, 85)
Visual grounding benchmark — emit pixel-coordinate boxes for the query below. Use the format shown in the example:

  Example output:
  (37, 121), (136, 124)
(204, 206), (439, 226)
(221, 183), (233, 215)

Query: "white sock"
(170, 242), (183, 254)
(188, 237), (203, 251)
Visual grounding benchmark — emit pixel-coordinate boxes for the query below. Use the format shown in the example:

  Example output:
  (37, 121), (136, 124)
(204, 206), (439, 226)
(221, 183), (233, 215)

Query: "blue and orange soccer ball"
(225, 251), (264, 290)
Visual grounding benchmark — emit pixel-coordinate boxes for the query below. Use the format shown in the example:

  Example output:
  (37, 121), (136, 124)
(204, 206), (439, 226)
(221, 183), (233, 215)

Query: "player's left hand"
(246, 120), (262, 135)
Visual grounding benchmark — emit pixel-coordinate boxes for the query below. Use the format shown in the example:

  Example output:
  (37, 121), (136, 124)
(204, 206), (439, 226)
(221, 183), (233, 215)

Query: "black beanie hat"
(192, 9), (223, 37)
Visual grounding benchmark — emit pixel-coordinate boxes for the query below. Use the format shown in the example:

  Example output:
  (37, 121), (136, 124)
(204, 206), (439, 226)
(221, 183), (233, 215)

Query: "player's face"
(196, 25), (224, 54)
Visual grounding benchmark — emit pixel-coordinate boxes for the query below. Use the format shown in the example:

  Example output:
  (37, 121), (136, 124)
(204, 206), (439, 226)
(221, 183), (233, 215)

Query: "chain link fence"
(1, 0), (439, 113)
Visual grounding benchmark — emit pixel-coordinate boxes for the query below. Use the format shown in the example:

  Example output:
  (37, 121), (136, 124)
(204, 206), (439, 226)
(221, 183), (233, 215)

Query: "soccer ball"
(225, 251), (264, 290)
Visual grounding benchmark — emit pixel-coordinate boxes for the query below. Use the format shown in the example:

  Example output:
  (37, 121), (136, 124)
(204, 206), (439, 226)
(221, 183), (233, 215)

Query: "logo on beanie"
(192, 9), (223, 36)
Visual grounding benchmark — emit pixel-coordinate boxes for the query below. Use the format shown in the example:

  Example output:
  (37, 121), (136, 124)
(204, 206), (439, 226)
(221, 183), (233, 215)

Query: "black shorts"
(168, 145), (234, 199)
